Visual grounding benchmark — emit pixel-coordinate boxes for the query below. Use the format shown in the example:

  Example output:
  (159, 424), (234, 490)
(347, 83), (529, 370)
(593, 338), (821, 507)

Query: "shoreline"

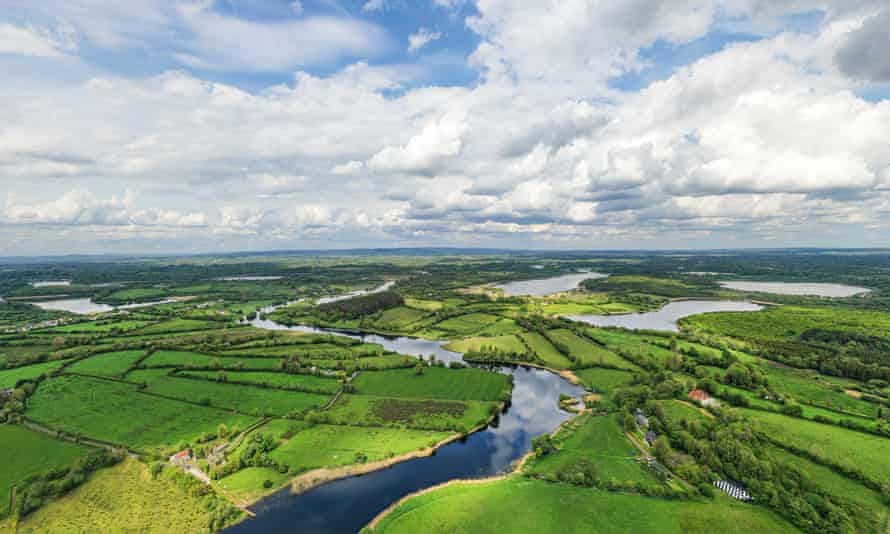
(366, 404), (585, 531)
(227, 361), (584, 519)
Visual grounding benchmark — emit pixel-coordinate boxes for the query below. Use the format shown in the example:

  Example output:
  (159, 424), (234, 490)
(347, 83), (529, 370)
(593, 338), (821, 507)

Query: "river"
(227, 291), (584, 533)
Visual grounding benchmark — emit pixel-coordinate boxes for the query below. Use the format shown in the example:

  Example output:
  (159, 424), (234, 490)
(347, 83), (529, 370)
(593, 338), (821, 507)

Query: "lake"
(32, 298), (114, 314)
(30, 281), (72, 287)
(720, 281), (871, 297)
(496, 272), (606, 297)
(33, 297), (186, 315)
(571, 300), (763, 332)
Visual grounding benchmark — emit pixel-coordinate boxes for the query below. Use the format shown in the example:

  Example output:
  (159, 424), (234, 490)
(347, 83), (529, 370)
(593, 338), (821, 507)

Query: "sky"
(1, 0), (889, 256)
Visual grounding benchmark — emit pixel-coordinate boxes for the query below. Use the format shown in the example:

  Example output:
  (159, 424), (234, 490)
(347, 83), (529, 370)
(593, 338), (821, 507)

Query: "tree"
(415, 362), (424, 376)
(623, 412), (636, 433)
(654, 435), (672, 462)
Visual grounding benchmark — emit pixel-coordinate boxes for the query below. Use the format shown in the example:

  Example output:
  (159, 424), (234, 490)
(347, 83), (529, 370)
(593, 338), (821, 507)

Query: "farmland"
(1, 250), (889, 533)
(373, 478), (798, 534)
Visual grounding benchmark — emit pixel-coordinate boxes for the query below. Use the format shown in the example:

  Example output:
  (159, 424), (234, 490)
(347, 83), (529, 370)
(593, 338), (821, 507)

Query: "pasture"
(27, 375), (257, 450)
(0, 424), (91, 516)
(351, 367), (511, 402)
(374, 478), (798, 534)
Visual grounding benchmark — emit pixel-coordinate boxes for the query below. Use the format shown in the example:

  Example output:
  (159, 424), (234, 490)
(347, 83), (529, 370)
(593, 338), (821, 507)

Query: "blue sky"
(1, 1), (889, 255)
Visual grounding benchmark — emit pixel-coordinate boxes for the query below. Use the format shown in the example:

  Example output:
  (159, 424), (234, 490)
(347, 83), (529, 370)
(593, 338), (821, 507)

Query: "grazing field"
(131, 318), (224, 335)
(27, 375), (257, 450)
(270, 424), (450, 474)
(11, 458), (234, 533)
(444, 335), (527, 355)
(351, 367), (511, 401)
(49, 320), (153, 333)
(433, 313), (501, 335)
(141, 350), (283, 370)
(661, 400), (711, 424)
(583, 328), (674, 362)
(758, 364), (876, 417)
(548, 329), (635, 368)
(0, 360), (65, 388)
(125, 371), (330, 416)
(526, 414), (661, 486)
(178, 370), (341, 394)
(742, 409), (890, 487)
(574, 367), (635, 393)
(684, 305), (890, 340)
(518, 331), (573, 368)
(0, 424), (91, 516)
(324, 394), (494, 431)
(373, 478), (798, 534)
(65, 350), (146, 377)
(371, 306), (429, 330)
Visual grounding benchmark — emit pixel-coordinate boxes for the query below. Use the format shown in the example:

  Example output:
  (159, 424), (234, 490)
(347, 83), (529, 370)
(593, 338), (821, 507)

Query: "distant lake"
(720, 281), (871, 297)
(496, 272), (606, 297)
(217, 276), (283, 281)
(33, 298), (114, 314)
(30, 281), (71, 287)
(33, 297), (184, 315)
(316, 280), (396, 304)
(571, 300), (763, 333)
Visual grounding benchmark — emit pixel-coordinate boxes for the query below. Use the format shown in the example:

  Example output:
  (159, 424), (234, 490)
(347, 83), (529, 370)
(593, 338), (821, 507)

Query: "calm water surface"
(33, 297), (187, 314)
(496, 272), (606, 297)
(231, 297), (584, 534)
(719, 281), (870, 297)
(571, 300), (763, 332)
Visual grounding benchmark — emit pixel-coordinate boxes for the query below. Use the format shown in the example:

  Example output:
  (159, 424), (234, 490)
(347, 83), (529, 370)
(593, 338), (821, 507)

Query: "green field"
(374, 477), (798, 534)
(433, 313), (501, 335)
(141, 350), (283, 370)
(351, 367), (511, 402)
(758, 364), (876, 418)
(323, 394), (494, 431)
(742, 409), (890, 487)
(0, 360), (66, 388)
(270, 424), (449, 473)
(547, 329), (636, 368)
(27, 375), (258, 450)
(445, 335), (526, 355)
(684, 305), (890, 340)
(11, 458), (235, 533)
(178, 370), (341, 394)
(574, 368), (635, 393)
(131, 318), (224, 335)
(518, 331), (573, 368)
(0, 425), (91, 516)
(126, 371), (330, 416)
(526, 414), (662, 486)
(65, 350), (146, 377)
(371, 306), (429, 330)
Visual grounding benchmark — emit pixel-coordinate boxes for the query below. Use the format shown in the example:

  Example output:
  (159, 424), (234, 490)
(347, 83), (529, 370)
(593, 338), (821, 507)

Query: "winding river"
(227, 278), (766, 532)
(227, 296), (584, 533)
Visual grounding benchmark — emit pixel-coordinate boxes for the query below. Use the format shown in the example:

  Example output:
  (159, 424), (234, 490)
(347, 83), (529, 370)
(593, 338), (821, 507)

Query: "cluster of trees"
(611, 378), (881, 534)
(462, 347), (541, 366)
(316, 291), (404, 320)
(159, 463), (244, 531)
(13, 449), (124, 517)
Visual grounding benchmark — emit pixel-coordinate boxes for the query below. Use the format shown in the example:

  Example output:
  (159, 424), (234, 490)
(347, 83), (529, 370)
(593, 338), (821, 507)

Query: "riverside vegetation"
(0, 249), (889, 533)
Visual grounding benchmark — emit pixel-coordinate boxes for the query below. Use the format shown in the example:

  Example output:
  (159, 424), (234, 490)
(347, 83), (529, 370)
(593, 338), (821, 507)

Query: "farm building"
(688, 389), (717, 406)
(169, 449), (192, 466)
(644, 430), (657, 445)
